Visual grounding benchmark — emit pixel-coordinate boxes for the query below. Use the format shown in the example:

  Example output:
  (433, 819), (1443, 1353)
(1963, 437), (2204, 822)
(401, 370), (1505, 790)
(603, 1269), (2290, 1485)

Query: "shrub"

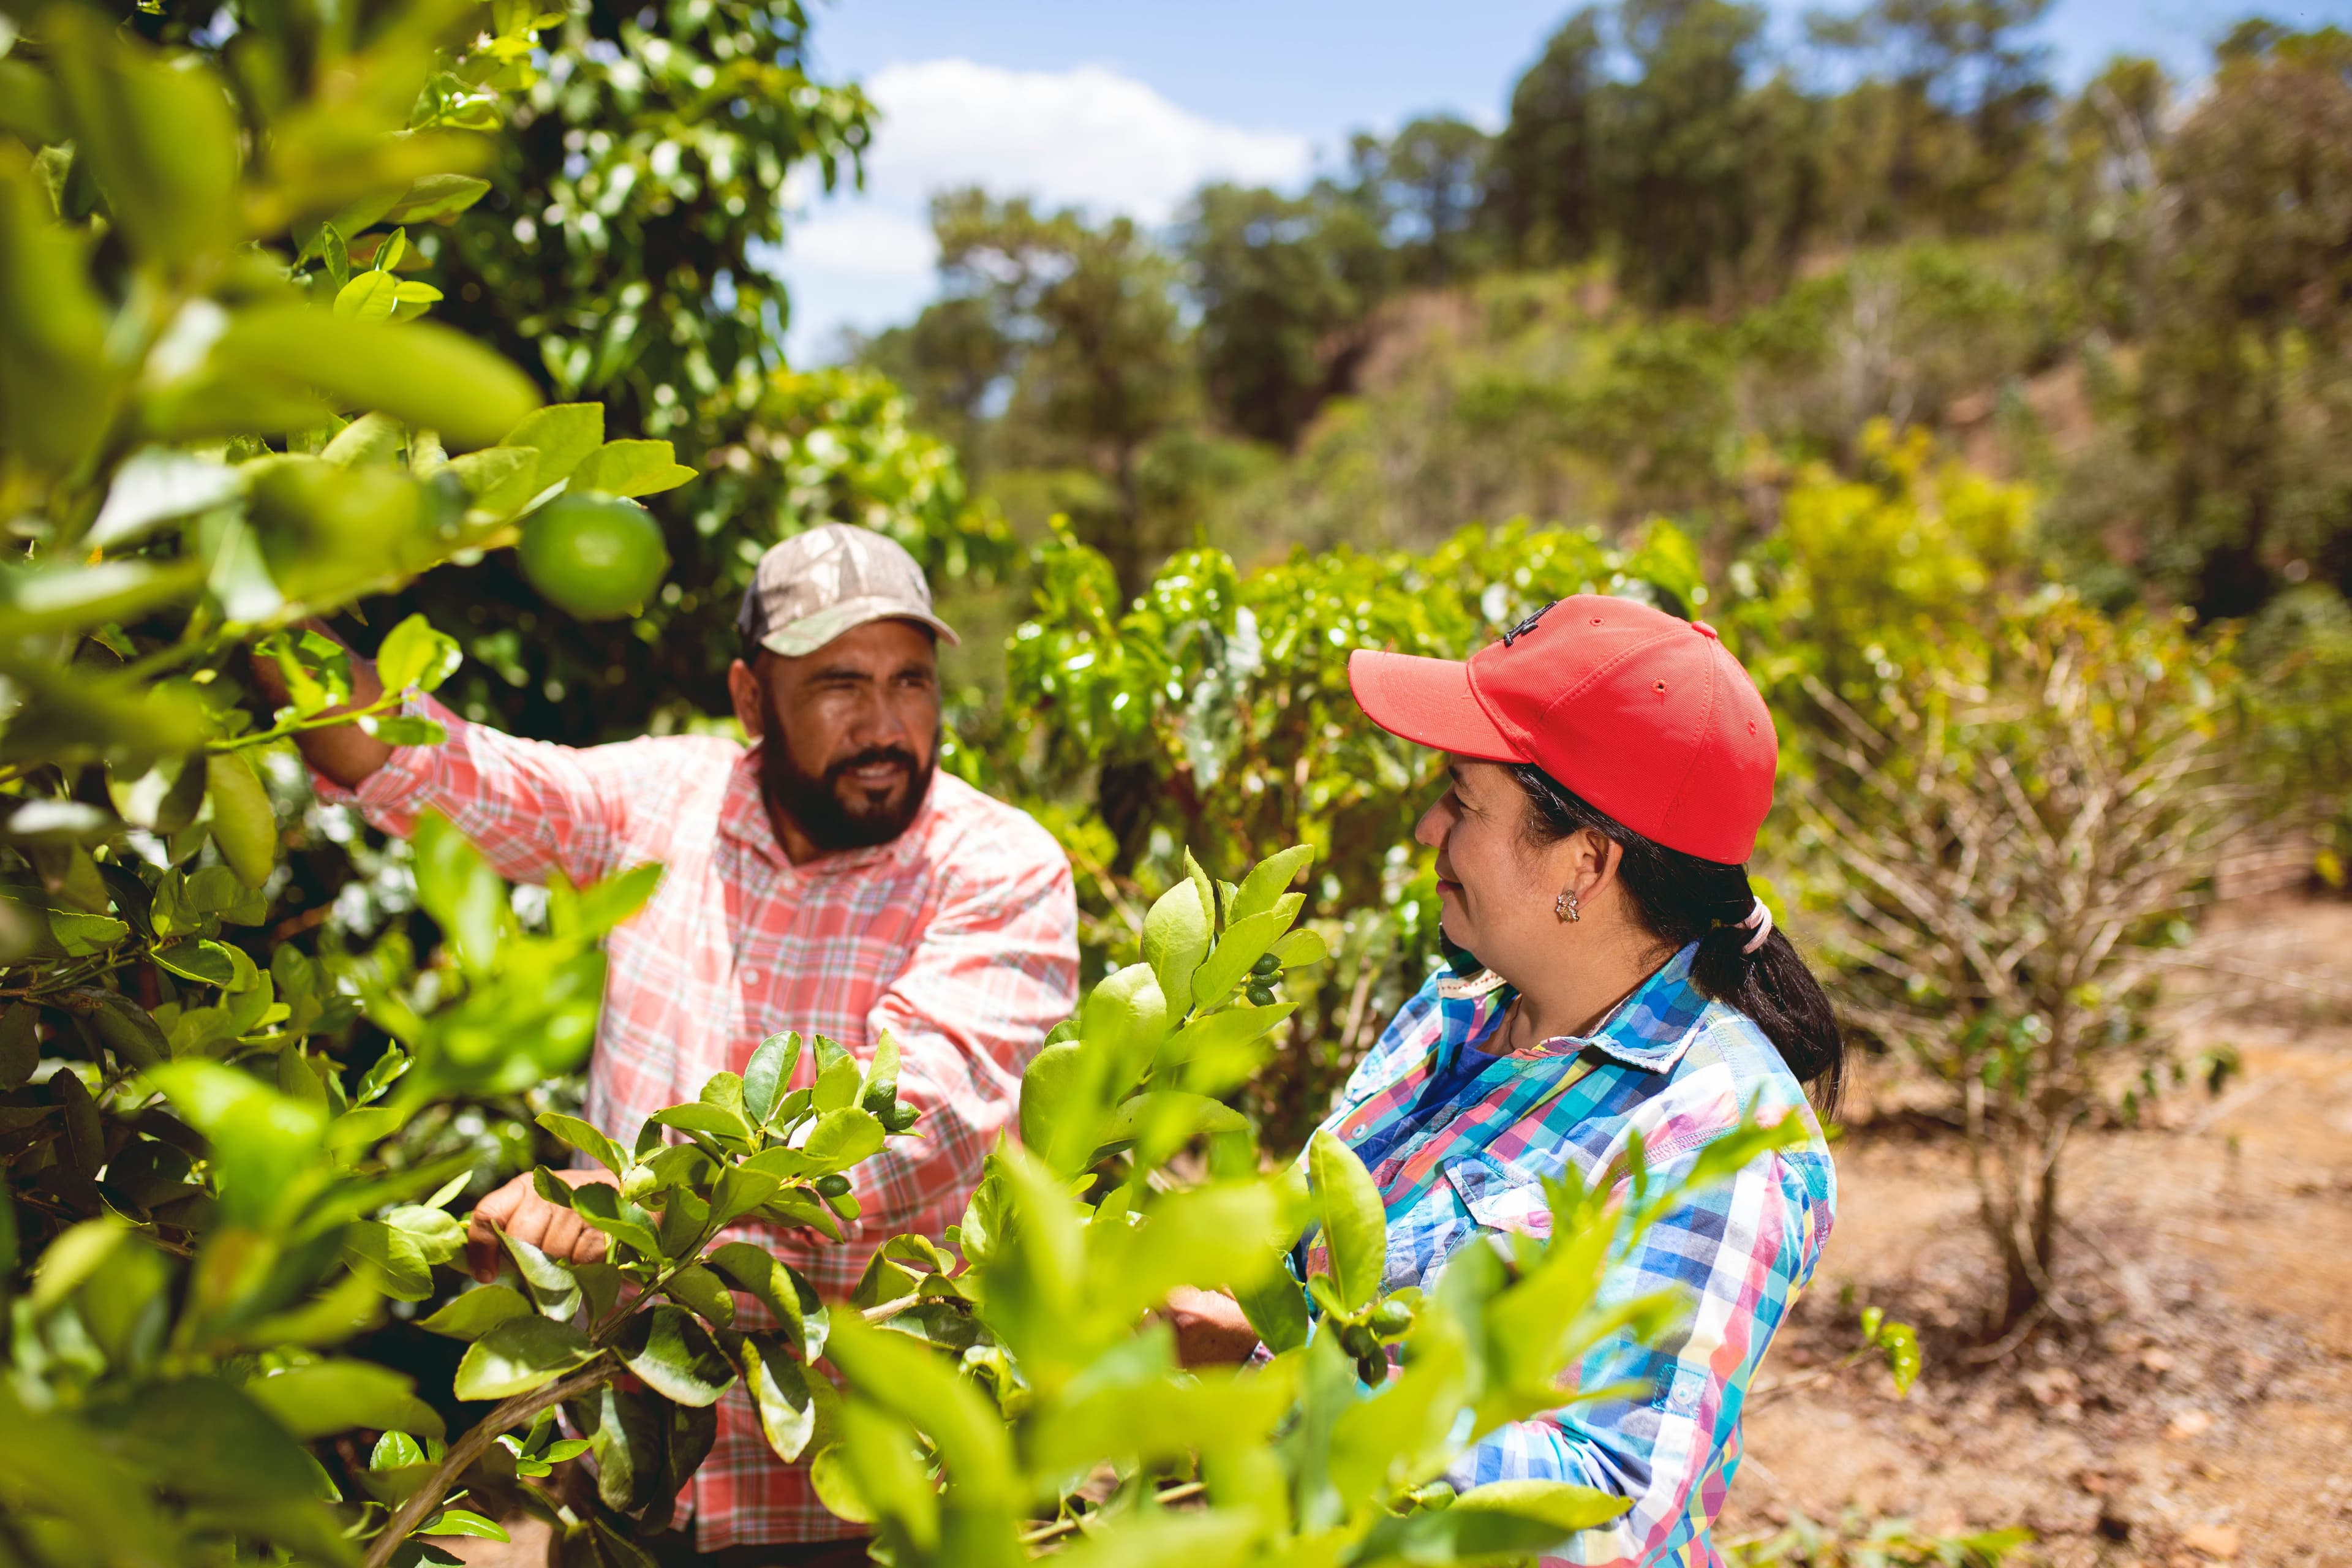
(1795, 593), (2245, 1332)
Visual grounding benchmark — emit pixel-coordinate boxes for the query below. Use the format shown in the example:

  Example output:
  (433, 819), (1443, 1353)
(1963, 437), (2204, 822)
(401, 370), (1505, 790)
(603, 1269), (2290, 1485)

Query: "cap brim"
(1346, 649), (1523, 762)
(759, 596), (962, 657)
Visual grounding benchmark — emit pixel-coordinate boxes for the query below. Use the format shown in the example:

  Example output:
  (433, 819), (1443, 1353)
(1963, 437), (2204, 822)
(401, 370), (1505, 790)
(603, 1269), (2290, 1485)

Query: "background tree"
(1805, 0), (2057, 235)
(1180, 181), (1393, 447)
(925, 189), (1197, 598)
(1346, 115), (1497, 286)
(1488, 9), (1607, 266)
(2133, 23), (2352, 619)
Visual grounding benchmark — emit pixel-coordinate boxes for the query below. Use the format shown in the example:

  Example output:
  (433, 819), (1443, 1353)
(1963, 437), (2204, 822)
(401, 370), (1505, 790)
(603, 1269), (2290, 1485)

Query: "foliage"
(1725, 1509), (2033, 1568)
(812, 842), (1810, 1567)
(358, 1016), (917, 1567)
(1793, 593), (2245, 1329)
(987, 516), (1706, 1150)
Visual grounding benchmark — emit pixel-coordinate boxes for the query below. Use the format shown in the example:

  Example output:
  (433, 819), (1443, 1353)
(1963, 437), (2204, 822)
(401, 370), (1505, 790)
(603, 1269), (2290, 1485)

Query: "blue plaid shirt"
(1308, 944), (1836, 1567)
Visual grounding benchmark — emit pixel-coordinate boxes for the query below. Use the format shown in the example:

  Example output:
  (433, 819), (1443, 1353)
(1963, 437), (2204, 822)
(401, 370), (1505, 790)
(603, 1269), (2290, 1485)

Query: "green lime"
(1251, 953), (1281, 978)
(1246, 982), (1278, 1006)
(517, 493), (670, 620)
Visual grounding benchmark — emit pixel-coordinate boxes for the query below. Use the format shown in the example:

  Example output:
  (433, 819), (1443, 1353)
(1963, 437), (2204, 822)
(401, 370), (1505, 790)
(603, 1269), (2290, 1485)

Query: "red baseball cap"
(1348, 594), (1777, 864)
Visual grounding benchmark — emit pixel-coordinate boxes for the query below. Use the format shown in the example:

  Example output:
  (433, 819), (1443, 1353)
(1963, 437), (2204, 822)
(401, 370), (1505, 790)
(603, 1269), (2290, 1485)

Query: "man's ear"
(728, 657), (764, 739)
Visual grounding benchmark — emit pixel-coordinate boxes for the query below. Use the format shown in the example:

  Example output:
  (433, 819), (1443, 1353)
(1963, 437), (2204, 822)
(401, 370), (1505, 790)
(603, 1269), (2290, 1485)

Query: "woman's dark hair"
(1511, 764), (1845, 1114)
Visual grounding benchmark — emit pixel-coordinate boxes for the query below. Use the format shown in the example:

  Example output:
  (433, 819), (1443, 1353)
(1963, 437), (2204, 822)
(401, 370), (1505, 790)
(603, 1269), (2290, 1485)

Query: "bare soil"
(1720, 894), (2352, 1567)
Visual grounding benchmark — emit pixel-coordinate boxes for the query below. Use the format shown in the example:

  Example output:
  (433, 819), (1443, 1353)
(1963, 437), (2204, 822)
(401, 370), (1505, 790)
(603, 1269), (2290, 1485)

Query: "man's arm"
(262, 627), (646, 889)
(247, 624), (396, 790)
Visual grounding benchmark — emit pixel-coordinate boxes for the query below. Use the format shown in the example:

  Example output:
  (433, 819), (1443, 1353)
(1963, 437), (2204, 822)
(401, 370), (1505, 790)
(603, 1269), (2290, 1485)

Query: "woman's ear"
(1556, 827), (1618, 905)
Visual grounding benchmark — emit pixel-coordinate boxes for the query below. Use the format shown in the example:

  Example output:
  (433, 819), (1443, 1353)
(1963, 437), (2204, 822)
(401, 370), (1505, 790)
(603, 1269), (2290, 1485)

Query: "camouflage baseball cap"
(734, 524), (960, 658)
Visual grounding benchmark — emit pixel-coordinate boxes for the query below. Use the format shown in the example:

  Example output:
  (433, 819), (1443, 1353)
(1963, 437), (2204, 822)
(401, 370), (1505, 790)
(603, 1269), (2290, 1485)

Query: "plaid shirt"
(1308, 945), (1836, 1567)
(325, 695), (1079, 1546)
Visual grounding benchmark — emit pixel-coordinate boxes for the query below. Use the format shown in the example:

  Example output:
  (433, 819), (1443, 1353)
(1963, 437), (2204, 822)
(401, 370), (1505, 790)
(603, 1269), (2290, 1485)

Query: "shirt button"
(742, 971), (763, 992)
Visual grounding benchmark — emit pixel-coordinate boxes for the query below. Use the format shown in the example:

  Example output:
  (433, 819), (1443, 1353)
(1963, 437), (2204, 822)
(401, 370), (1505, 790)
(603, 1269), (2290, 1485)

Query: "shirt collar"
(718, 743), (938, 875)
(1449, 941), (1709, 1074)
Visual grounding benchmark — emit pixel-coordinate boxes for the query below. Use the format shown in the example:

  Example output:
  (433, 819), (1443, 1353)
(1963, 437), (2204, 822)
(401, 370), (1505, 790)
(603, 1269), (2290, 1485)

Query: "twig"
(1018, 1482), (1206, 1547)
(359, 1357), (614, 1568)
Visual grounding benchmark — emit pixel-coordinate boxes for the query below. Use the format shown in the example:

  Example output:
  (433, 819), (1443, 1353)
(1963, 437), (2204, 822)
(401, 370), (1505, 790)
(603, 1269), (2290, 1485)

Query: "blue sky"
(777, 0), (2352, 361)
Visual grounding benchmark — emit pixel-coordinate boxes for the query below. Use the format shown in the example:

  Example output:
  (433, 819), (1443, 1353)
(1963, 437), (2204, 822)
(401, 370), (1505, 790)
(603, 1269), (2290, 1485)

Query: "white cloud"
(785, 209), (937, 275)
(859, 59), (1314, 223)
(777, 59), (1314, 361)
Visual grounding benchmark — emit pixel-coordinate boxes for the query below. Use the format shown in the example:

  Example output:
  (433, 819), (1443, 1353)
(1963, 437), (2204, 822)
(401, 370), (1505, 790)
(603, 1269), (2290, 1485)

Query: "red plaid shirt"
(325, 696), (1078, 1545)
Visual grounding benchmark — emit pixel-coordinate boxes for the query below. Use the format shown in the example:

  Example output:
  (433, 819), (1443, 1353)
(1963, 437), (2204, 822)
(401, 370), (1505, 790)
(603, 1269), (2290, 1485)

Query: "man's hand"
(466, 1167), (616, 1283)
(1162, 1285), (1261, 1367)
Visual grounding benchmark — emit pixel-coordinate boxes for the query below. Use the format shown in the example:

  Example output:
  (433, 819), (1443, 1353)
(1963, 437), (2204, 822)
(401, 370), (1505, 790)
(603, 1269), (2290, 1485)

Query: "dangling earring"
(1555, 889), (1580, 923)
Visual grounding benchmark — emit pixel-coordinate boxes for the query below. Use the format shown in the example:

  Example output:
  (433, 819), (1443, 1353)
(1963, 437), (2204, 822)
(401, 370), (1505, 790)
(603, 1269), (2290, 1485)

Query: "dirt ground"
(1718, 894), (2352, 1567)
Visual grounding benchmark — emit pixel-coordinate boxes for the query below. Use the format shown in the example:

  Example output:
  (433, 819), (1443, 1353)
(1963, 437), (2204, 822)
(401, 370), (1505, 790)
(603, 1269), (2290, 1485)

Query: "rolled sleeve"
(311, 692), (646, 888)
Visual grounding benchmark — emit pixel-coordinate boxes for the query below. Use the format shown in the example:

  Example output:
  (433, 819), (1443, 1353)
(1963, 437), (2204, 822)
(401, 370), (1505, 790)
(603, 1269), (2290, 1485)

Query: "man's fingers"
(465, 1176), (530, 1283)
(570, 1226), (609, 1266)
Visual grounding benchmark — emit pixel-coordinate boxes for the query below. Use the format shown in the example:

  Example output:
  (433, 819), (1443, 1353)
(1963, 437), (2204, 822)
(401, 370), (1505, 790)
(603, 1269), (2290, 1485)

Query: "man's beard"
(760, 715), (938, 853)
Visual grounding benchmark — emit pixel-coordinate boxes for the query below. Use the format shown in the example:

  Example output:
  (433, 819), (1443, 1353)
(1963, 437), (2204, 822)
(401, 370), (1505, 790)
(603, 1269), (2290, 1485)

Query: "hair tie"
(1736, 898), (1773, 955)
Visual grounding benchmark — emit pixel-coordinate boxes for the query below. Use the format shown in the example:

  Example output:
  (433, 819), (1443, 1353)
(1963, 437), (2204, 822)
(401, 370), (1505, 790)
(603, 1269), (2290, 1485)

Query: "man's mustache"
(826, 745), (922, 788)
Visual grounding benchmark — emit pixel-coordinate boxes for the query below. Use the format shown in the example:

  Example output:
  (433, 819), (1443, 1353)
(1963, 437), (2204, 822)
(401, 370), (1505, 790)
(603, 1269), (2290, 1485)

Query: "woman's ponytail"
(1512, 765), (1847, 1115)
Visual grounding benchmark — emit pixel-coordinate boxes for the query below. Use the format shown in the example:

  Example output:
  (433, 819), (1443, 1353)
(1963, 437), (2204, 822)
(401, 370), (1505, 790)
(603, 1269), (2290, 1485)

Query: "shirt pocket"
(1441, 1154), (1554, 1242)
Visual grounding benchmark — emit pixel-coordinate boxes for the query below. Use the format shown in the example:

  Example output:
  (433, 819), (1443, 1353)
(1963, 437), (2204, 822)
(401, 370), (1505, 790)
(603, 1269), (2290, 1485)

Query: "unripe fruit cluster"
(1245, 952), (1282, 1006)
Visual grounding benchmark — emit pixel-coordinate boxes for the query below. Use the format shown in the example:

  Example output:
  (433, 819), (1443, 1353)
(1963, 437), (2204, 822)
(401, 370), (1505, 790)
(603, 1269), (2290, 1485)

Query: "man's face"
(728, 620), (941, 854)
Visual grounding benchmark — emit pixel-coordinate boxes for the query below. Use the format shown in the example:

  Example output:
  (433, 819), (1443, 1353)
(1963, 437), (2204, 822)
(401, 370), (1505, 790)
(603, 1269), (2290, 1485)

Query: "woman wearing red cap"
(1178, 595), (1841, 1566)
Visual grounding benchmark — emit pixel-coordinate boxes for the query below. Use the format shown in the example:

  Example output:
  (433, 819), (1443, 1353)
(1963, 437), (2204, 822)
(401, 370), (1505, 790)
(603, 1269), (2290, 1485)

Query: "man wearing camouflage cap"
(284, 524), (1078, 1561)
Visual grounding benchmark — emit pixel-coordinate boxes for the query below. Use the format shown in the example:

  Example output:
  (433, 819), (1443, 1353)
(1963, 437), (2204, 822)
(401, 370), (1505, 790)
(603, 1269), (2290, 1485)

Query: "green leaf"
(343, 1218), (435, 1301)
(1050, 1509), (1259, 1568)
(650, 1101), (754, 1147)
(47, 11), (238, 266)
(500, 403), (605, 486)
(568, 439), (698, 498)
(334, 270), (401, 322)
(453, 1316), (597, 1401)
(498, 1227), (584, 1319)
(742, 1334), (825, 1463)
(151, 937), (242, 988)
(1190, 908), (1294, 1012)
(245, 1360), (444, 1441)
(811, 1045), (861, 1112)
(1082, 960), (1169, 1101)
(537, 1113), (627, 1177)
(375, 614), (463, 693)
(567, 1181), (662, 1261)
(744, 1031), (801, 1125)
(382, 174), (493, 225)
(417, 1284), (534, 1341)
(802, 1107), (884, 1173)
(663, 1263), (737, 1329)
(859, 1030), (901, 1116)
(1227, 845), (1314, 926)
(364, 715), (445, 746)
(1308, 1129), (1388, 1314)
(1273, 927), (1329, 968)
(1142, 876), (1212, 1020)
(573, 1383), (664, 1514)
(211, 307), (541, 450)
(1164, 1001), (1298, 1097)
(705, 1242), (820, 1359)
(617, 1304), (736, 1408)
(1017, 1038), (1082, 1155)
(420, 1509), (509, 1541)
(411, 812), (504, 978)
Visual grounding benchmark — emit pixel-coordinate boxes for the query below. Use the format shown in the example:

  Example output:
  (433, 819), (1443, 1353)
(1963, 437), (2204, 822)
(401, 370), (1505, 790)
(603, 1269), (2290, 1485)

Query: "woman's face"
(1414, 758), (1566, 977)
